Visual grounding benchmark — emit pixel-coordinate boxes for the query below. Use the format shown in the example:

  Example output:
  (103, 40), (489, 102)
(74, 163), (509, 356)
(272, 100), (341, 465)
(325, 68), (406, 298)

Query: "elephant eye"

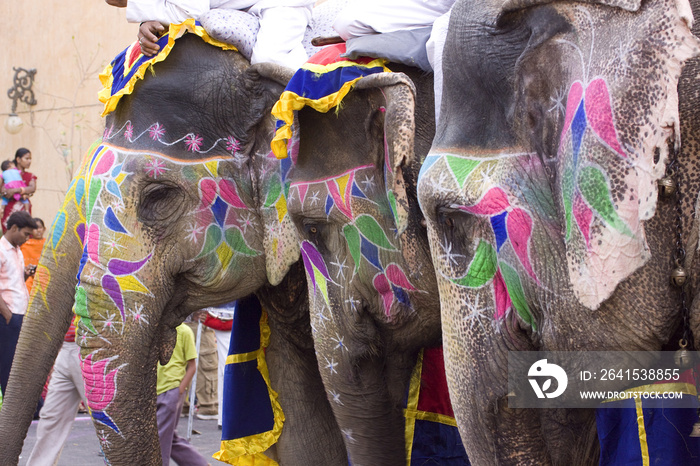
(139, 182), (187, 226)
(308, 226), (318, 235)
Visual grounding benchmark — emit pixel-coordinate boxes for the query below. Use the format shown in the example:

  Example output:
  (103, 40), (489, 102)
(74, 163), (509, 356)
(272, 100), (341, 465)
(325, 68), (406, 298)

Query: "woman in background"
(2, 148), (37, 233)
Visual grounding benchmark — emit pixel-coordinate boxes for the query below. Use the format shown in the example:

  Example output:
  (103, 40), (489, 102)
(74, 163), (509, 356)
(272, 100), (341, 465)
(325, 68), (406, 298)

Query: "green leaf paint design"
(387, 190), (398, 226)
(451, 240), (497, 288)
(500, 262), (536, 331)
(446, 156), (480, 189)
(562, 167), (574, 242)
(87, 178), (102, 225)
(343, 224), (362, 272)
(264, 177), (282, 208)
(224, 228), (260, 257)
(73, 285), (97, 334)
(354, 214), (396, 250)
(196, 225), (223, 258)
(578, 166), (633, 236)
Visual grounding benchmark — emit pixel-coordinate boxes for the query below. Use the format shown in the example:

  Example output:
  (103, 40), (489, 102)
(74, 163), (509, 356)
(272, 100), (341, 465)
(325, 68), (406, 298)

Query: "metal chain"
(668, 150), (692, 348)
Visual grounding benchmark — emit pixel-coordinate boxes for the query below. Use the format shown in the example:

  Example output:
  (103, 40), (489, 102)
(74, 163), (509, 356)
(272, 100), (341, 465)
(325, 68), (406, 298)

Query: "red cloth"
(203, 314), (233, 331)
(64, 319), (76, 343)
(2, 170), (36, 233)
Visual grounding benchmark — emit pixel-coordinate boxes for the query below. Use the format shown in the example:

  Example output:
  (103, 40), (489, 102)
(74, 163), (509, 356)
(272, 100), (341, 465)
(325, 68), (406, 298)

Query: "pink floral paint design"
(148, 122), (165, 141)
(124, 122), (134, 142)
(185, 133), (203, 152)
(81, 352), (123, 434)
(225, 136), (241, 153)
(460, 187), (538, 283)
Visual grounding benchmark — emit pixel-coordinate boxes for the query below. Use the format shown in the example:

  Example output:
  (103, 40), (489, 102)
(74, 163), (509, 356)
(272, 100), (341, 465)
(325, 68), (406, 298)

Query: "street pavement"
(18, 414), (226, 465)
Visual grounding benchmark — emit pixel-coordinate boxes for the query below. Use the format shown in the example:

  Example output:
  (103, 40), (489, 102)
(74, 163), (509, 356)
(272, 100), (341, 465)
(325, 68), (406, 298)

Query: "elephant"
(283, 59), (447, 464)
(0, 32), (346, 465)
(415, 0), (700, 464)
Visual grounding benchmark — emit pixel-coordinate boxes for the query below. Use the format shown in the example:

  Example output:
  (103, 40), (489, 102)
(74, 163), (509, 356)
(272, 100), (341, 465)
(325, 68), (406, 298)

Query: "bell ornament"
(674, 348), (695, 369)
(658, 176), (677, 197)
(690, 420), (700, 438)
(671, 267), (688, 287)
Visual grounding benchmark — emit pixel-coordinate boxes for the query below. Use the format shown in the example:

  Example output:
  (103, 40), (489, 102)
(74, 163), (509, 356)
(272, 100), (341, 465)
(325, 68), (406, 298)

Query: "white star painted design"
(100, 311), (119, 333)
(361, 175), (375, 190)
(439, 237), (465, 269)
(129, 304), (149, 327)
(477, 163), (496, 186)
(331, 334), (346, 352)
(462, 293), (490, 332)
(548, 87), (566, 116)
(324, 356), (338, 375)
(345, 296), (360, 313)
(329, 390), (343, 405)
(83, 268), (99, 285)
(98, 430), (112, 450)
(184, 223), (204, 244)
(614, 37), (635, 81)
(330, 256), (349, 281)
(110, 199), (125, 214)
(308, 190), (321, 207)
(104, 239), (126, 255)
(238, 212), (256, 235)
(316, 308), (331, 330)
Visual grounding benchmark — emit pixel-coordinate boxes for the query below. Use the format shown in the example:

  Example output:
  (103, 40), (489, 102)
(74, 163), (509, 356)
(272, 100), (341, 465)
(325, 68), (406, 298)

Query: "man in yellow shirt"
(156, 323), (208, 466)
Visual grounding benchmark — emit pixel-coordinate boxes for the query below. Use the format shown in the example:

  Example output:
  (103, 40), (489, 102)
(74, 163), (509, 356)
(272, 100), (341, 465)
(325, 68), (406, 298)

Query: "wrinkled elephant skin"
(417, 0), (699, 464)
(0, 35), (344, 465)
(287, 66), (440, 465)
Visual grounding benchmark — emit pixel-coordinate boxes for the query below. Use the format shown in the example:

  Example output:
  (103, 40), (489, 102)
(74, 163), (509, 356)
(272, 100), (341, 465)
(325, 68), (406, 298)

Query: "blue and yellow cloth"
(214, 295), (283, 466)
(597, 373), (700, 465)
(406, 348), (470, 465)
(271, 43), (390, 159)
(98, 19), (236, 117)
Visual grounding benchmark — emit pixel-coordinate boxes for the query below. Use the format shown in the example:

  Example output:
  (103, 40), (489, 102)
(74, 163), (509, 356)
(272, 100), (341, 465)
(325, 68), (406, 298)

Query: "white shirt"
(126, 0), (314, 25)
(0, 236), (28, 316)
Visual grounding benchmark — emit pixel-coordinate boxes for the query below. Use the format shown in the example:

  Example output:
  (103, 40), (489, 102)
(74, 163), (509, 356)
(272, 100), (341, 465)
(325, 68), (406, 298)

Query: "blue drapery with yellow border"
(270, 43), (390, 160)
(597, 372), (700, 465)
(214, 295), (283, 465)
(98, 19), (237, 117)
(406, 348), (470, 465)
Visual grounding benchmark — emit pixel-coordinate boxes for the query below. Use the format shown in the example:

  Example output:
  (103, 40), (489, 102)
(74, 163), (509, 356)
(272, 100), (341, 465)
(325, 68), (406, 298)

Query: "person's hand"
(105, 0), (128, 7)
(1, 308), (11, 325)
(192, 310), (207, 323)
(139, 21), (166, 57)
(24, 264), (36, 277)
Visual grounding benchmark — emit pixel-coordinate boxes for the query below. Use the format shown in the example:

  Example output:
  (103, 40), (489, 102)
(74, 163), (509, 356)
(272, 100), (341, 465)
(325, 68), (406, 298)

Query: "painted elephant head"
(0, 34), (340, 465)
(416, 0), (699, 463)
(285, 65), (440, 465)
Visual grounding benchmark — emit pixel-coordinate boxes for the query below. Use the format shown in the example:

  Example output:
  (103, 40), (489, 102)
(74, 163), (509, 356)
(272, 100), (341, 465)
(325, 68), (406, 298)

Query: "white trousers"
(214, 329), (231, 426)
(26, 342), (86, 466)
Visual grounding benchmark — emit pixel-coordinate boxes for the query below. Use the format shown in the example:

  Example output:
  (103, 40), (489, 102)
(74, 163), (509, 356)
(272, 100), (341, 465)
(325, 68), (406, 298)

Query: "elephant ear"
(247, 63), (302, 286)
(521, 0), (697, 309)
(500, 0), (641, 14)
(354, 72), (417, 235)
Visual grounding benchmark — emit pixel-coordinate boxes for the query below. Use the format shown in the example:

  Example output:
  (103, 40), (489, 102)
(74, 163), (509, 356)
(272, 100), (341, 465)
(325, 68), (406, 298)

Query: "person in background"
(21, 217), (45, 293)
(186, 312), (218, 421)
(332, 0), (455, 124)
(104, 0), (314, 69)
(0, 212), (37, 396)
(201, 302), (234, 428)
(25, 317), (86, 466)
(0, 160), (29, 206)
(1, 148), (37, 233)
(156, 323), (209, 466)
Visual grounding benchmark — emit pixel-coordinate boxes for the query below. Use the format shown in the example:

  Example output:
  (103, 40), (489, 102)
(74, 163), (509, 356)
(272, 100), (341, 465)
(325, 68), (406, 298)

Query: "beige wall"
(0, 3), (137, 226)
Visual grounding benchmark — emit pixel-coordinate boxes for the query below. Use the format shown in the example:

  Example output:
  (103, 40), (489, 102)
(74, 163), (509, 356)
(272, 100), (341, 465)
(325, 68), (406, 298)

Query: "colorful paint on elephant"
(559, 78), (633, 246)
(67, 141), (265, 437)
(419, 155), (539, 329)
(292, 165), (416, 317)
